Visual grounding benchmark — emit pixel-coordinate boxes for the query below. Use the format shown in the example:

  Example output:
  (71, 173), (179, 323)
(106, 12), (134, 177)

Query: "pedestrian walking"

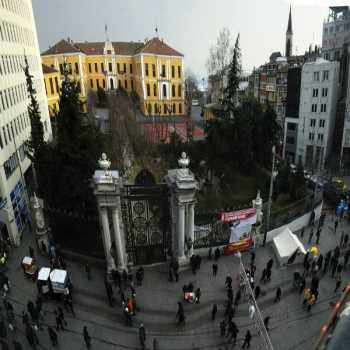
(57, 307), (67, 326)
(136, 267), (144, 286)
(316, 228), (321, 244)
(242, 330), (252, 348)
(29, 246), (35, 258)
(25, 325), (37, 350)
(48, 326), (58, 347)
(260, 268), (267, 282)
(168, 266), (174, 282)
(307, 293), (316, 312)
(274, 287), (282, 303)
(308, 229), (314, 244)
(334, 277), (342, 293)
(250, 251), (256, 265)
(212, 263), (218, 276)
(153, 337), (159, 350)
(334, 218), (339, 234)
(264, 316), (270, 331)
(344, 234), (349, 247)
(254, 285), (261, 299)
(331, 261), (337, 278)
(344, 249), (350, 269)
(208, 247), (212, 260)
(266, 268), (272, 282)
(336, 263), (343, 279)
(317, 254), (324, 271)
(211, 304), (217, 320)
(324, 251), (331, 273)
(64, 295), (76, 317)
(266, 259), (273, 271)
(299, 277), (306, 295)
(248, 304), (255, 320)
(139, 323), (146, 349)
(303, 259), (310, 277)
(83, 326), (91, 348)
(227, 321), (239, 345)
(340, 231), (345, 247)
(55, 315), (64, 331)
(334, 246), (341, 260)
(195, 288), (201, 303)
(214, 248), (220, 261)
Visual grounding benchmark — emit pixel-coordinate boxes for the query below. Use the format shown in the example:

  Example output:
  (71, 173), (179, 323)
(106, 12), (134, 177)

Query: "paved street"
(1, 211), (349, 350)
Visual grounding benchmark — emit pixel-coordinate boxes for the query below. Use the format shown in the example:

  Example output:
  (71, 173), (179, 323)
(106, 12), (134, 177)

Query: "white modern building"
(0, 0), (52, 245)
(296, 58), (339, 171)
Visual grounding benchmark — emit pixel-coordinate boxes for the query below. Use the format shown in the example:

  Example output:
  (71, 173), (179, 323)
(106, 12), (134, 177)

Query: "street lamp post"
(263, 145), (276, 246)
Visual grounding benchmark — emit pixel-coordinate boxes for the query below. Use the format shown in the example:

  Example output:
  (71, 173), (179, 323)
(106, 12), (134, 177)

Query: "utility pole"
(263, 145), (276, 246)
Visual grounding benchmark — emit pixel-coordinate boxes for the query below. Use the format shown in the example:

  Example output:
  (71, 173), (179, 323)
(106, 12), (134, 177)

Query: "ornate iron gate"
(121, 184), (171, 266)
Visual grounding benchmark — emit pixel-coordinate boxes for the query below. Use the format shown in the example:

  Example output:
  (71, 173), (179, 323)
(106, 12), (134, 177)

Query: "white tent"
(272, 227), (306, 266)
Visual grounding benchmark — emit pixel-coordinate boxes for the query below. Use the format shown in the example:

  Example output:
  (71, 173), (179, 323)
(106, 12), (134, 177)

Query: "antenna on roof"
(155, 26), (159, 38)
(105, 24), (109, 42)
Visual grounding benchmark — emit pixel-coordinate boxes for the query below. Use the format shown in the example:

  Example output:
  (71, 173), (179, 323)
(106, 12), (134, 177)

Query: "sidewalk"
(2, 212), (349, 349)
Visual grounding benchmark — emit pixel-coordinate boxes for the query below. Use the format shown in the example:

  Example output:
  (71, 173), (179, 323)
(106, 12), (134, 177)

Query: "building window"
(75, 62), (79, 74)
(178, 85), (182, 97)
(318, 133), (324, 142)
(178, 66), (181, 78)
(322, 71), (329, 81)
(131, 80), (134, 90)
(172, 85), (175, 97)
(54, 77), (59, 93)
(96, 79), (99, 88)
(162, 84), (167, 97)
(179, 103), (182, 114)
(90, 79), (93, 88)
(155, 103), (158, 114)
(145, 63), (149, 76)
(152, 64), (156, 77)
(287, 123), (296, 131)
(309, 132), (314, 141)
(94, 63), (98, 73)
(312, 88), (318, 97)
(321, 103), (327, 112)
(311, 104), (317, 112)
(102, 79), (106, 89)
(49, 78), (54, 94)
(130, 64), (133, 74)
(163, 104), (167, 114)
(148, 104), (152, 115)
(59, 64), (64, 74)
(171, 65), (175, 78)
(161, 65), (165, 78)
(173, 103), (176, 113)
(2, 127), (7, 145)
(286, 136), (295, 145)
(88, 63), (92, 73)
(107, 49), (111, 54)
(124, 80), (128, 89)
(109, 62), (112, 72)
(153, 84), (157, 96)
(118, 79), (121, 88)
(319, 119), (325, 128)
(123, 63), (126, 73)
(310, 119), (316, 127)
(313, 72), (320, 81)
(322, 88), (328, 97)
(147, 84), (150, 97)
(101, 62), (104, 72)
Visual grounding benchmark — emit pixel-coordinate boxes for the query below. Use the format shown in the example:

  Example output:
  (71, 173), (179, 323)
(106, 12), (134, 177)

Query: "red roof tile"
(41, 39), (81, 55)
(137, 37), (183, 57)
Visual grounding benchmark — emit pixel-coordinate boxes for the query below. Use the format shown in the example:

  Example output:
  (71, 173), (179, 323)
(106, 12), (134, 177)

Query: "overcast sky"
(32, 0), (334, 78)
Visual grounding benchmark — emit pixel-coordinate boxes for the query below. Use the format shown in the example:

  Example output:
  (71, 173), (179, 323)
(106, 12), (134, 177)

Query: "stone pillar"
(188, 202), (195, 256)
(100, 207), (116, 272)
(177, 204), (185, 261)
(112, 207), (126, 271)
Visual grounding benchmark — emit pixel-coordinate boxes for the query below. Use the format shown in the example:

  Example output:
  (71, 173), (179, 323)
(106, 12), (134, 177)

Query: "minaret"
(285, 5), (293, 57)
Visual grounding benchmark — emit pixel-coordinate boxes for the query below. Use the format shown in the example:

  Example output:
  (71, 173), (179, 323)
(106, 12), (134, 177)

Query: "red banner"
(223, 237), (253, 255)
(221, 208), (256, 222)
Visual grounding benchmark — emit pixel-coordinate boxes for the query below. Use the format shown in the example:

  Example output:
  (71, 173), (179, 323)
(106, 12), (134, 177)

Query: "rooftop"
(42, 37), (183, 57)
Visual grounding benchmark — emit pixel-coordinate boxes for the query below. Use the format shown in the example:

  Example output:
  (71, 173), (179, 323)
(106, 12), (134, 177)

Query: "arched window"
(163, 104), (167, 114)
(179, 103), (182, 114)
(178, 84), (182, 97)
(172, 85), (175, 97)
(102, 79), (106, 89)
(148, 104), (152, 115)
(147, 84), (150, 97)
(110, 78), (114, 90)
(155, 103), (158, 114)
(173, 103), (176, 113)
(153, 84), (157, 96)
(163, 84), (167, 98)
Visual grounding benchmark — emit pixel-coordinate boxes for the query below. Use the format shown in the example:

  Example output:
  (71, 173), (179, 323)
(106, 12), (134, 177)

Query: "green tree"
(223, 34), (241, 110)
(45, 64), (104, 214)
(24, 55), (46, 192)
(275, 159), (291, 195)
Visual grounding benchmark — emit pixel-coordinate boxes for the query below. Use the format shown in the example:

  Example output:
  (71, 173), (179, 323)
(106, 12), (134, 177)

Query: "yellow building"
(42, 64), (61, 117)
(41, 37), (185, 117)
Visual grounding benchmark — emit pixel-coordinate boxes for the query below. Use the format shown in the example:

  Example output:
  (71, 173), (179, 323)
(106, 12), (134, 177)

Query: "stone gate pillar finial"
(98, 153), (111, 175)
(178, 152), (190, 169)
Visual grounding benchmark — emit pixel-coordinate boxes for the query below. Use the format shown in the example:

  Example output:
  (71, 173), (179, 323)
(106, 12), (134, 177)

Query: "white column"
(112, 207), (126, 271)
(188, 203), (195, 256)
(177, 203), (185, 260)
(100, 207), (116, 272)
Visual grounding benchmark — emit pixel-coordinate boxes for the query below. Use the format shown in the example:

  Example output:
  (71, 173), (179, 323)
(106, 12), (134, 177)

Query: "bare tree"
(206, 27), (233, 100)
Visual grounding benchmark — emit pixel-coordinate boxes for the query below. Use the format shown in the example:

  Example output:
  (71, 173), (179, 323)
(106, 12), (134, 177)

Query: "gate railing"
(194, 219), (230, 249)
